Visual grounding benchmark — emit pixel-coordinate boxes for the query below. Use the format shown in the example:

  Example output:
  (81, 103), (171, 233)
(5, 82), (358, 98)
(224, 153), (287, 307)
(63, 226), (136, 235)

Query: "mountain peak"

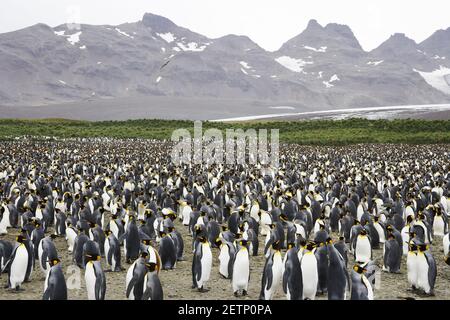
(142, 13), (177, 31)
(306, 19), (322, 30)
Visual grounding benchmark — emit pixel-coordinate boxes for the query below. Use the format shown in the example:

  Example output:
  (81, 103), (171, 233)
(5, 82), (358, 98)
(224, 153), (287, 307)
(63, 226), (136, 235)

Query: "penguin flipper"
(142, 286), (152, 300)
(94, 264), (106, 300)
(282, 261), (290, 294)
(194, 245), (203, 282)
(425, 253), (437, 289)
(107, 241), (114, 266)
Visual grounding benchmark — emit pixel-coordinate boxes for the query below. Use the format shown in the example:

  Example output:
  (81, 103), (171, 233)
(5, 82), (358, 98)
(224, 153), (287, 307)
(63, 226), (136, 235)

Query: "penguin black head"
(418, 244), (428, 252)
(140, 252), (149, 259)
(409, 243), (418, 252)
(280, 214), (288, 222)
(48, 258), (61, 267)
(215, 238), (222, 247)
(85, 254), (101, 262)
(272, 240), (282, 251)
(221, 225), (228, 232)
(353, 264), (366, 274)
(326, 237), (333, 245)
(305, 242), (316, 251)
(339, 236), (345, 241)
(105, 230), (112, 236)
(359, 229), (368, 236)
(16, 235), (26, 243)
(287, 243), (296, 250)
(145, 262), (158, 272)
(239, 239), (248, 247)
(159, 231), (166, 238)
(142, 239), (151, 246)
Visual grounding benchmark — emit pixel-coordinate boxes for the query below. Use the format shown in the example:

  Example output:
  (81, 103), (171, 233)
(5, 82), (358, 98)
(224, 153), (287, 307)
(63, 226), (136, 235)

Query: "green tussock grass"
(0, 118), (449, 145)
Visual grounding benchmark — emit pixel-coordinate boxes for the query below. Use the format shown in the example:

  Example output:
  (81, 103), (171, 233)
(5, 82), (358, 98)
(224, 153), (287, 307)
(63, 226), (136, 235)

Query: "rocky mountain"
(0, 12), (449, 108)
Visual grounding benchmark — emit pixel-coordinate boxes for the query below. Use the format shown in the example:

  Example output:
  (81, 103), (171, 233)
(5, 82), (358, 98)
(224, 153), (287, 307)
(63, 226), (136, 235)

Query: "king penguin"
(142, 262), (164, 300)
(104, 230), (122, 272)
(4, 234), (29, 291)
(216, 238), (236, 279)
(282, 243), (303, 300)
(350, 262), (373, 300)
(83, 241), (106, 300)
(300, 242), (318, 300)
(192, 235), (212, 292)
(416, 243), (437, 296)
(327, 238), (349, 300)
(383, 232), (401, 273)
(259, 240), (283, 300)
(43, 258), (67, 300)
(232, 239), (250, 296)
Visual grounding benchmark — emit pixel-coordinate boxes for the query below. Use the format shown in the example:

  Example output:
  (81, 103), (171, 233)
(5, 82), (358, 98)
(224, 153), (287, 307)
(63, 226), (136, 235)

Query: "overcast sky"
(1, 0), (449, 51)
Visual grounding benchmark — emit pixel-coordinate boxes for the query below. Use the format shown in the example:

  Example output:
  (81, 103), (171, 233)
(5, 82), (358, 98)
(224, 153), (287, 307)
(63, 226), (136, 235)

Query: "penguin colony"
(0, 138), (449, 300)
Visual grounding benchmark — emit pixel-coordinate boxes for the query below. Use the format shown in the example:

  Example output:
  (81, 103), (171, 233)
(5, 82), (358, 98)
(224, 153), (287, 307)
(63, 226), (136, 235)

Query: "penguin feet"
(242, 290), (248, 296)
(198, 286), (209, 293)
(234, 291), (239, 297)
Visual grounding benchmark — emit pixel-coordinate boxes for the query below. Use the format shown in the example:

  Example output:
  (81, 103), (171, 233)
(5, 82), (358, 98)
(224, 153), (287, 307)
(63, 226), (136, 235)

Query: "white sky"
(1, 0), (449, 52)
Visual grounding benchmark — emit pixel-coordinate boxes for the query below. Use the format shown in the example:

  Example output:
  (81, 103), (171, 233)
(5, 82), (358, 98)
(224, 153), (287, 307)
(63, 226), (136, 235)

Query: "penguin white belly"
(218, 244), (230, 278)
(416, 253), (431, 294)
(0, 212), (9, 234)
(301, 252), (318, 300)
(38, 241), (49, 273)
(10, 245), (28, 288)
(357, 205), (364, 221)
(147, 246), (158, 265)
(182, 206), (192, 226)
(232, 249), (249, 292)
(355, 236), (371, 263)
(443, 234), (450, 256)
(401, 227), (410, 256)
(433, 217), (445, 237)
(104, 240), (111, 266)
(85, 262), (97, 300)
(374, 223), (385, 243)
(405, 206), (414, 220)
(264, 252), (283, 300)
(361, 275), (374, 300)
(66, 228), (77, 252)
(125, 261), (137, 299)
(198, 243), (212, 287)
(110, 221), (119, 239)
(43, 268), (51, 299)
(407, 252), (418, 288)
(196, 216), (205, 226)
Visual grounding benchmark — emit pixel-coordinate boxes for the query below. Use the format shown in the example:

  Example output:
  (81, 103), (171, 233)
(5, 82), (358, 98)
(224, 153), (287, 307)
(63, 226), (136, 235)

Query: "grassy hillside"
(0, 118), (449, 145)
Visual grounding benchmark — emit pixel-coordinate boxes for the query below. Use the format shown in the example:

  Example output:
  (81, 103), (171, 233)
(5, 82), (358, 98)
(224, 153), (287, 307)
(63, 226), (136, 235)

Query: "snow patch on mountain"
(115, 28), (134, 39)
(367, 60), (384, 66)
(275, 56), (313, 73)
(67, 32), (82, 45)
(304, 46), (327, 52)
(323, 74), (340, 88)
(415, 66), (450, 95)
(157, 32), (175, 43)
(177, 42), (207, 52)
(240, 61), (251, 69)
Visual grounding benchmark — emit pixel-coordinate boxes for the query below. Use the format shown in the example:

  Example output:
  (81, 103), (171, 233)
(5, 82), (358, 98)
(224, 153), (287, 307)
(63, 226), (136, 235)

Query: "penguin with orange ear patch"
(142, 262), (163, 300)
